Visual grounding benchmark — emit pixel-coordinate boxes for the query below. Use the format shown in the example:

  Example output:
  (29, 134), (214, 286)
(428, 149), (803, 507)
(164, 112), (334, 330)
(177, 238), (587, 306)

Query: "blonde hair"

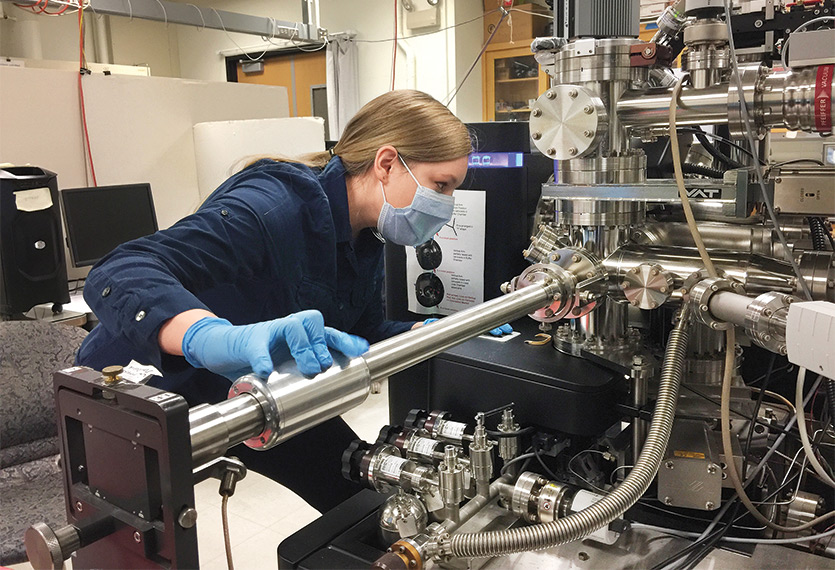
(244, 90), (472, 174)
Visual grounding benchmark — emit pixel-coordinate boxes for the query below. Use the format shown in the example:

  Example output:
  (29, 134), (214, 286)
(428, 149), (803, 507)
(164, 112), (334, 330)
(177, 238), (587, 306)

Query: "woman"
(76, 89), (472, 512)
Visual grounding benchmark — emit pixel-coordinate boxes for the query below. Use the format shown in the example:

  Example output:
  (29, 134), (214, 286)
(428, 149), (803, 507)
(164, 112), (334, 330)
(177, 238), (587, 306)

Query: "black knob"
(376, 424), (403, 445)
(341, 439), (370, 483)
(404, 409), (428, 429)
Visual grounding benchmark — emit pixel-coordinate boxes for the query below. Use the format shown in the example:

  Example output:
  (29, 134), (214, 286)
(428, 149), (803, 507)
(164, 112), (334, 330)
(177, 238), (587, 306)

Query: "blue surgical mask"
(376, 156), (455, 247)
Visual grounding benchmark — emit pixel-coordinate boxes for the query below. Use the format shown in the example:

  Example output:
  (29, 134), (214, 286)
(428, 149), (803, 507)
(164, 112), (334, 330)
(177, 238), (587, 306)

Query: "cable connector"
(79, 67), (91, 76)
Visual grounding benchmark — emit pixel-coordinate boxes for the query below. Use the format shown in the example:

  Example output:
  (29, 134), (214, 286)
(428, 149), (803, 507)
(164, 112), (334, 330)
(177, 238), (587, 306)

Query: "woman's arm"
(158, 308), (216, 355)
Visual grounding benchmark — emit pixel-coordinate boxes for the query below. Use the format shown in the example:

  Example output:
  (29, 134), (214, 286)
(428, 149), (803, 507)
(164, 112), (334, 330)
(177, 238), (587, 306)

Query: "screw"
(633, 355), (645, 366)
(621, 281), (630, 289)
(643, 46), (653, 56)
(665, 461), (674, 470)
(553, 294), (561, 301)
(583, 129), (593, 138)
(569, 89), (578, 98)
(178, 507), (198, 529)
(546, 90), (556, 99)
(706, 501), (715, 509)
(547, 148), (556, 156)
(664, 496), (673, 505)
(710, 284), (718, 291)
(583, 105), (593, 114)
(707, 464), (717, 474)
(532, 108), (542, 117)
(650, 301), (658, 308)
(134, 531), (142, 543)
(651, 269), (659, 276)
(532, 131), (542, 140)
(569, 147), (578, 156)
(710, 322), (720, 329)
(410, 561), (417, 568)
(700, 304), (708, 312)
(763, 308), (773, 317)
(75, 501), (83, 512)
(775, 177), (782, 183)
(754, 19), (763, 28)
(578, 551), (590, 561)
(660, 286), (667, 293)
(572, 254), (581, 263)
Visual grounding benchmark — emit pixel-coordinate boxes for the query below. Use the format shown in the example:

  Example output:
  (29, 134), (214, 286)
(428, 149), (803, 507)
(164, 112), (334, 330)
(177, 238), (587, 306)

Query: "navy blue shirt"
(77, 158), (414, 401)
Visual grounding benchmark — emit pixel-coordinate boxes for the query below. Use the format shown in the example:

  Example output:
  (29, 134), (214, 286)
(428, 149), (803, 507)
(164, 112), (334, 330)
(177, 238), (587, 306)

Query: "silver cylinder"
(635, 221), (805, 261)
(708, 290), (754, 325)
(363, 282), (558, 381)
(207, 280), (559, 455)
(617, 65), (835, 135)
(189, 393), (264, 467)
(231, 355), (371, 450)
(603, 245), (806, 298)
(618, 84), (729, 129)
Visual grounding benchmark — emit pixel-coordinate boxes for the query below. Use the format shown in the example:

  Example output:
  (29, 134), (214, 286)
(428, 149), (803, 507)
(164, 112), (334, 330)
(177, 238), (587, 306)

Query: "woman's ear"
(372, 145), (399, 185)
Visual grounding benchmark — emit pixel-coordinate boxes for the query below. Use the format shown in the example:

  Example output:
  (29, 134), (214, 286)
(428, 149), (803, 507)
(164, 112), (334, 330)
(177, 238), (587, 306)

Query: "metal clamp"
(228, 374), (280, 450)
(744, 291), (792, 355)
(689, 277), (737, 331)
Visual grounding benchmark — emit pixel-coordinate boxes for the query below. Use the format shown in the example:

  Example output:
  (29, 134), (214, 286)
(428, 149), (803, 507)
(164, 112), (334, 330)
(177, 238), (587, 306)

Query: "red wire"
(78, 7), (98, 186)
(391, 0), (397, 91)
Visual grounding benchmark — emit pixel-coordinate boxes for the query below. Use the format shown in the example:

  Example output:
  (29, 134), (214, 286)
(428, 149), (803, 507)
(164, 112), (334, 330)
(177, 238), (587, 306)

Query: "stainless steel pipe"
(189, 280), (560, 466)
(618, 84), (730, 129)
(617, 65), (835, 135)
(189, 393), (264, 467)
(603, 245), (802, 298)
(364, 283), (558, 381)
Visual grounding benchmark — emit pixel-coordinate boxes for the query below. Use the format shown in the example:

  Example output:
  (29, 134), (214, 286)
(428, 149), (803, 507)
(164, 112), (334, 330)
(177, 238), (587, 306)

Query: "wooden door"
(237, 51), (326, 119)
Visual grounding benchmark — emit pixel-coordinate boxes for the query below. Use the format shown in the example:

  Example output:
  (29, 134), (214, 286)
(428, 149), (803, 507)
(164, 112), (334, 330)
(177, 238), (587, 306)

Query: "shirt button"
(101, 286), (111, 297)
(221, 209), (229, 216)
(135, 310), (146, 321)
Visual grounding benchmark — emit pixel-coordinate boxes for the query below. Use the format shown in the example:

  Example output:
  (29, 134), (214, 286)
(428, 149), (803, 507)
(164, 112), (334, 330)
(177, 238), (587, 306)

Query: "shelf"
(495, 77), (539, 83)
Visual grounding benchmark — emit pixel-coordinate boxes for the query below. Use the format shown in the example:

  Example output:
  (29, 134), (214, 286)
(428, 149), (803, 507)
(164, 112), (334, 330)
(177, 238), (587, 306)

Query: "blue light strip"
(468, 152), (525, 168)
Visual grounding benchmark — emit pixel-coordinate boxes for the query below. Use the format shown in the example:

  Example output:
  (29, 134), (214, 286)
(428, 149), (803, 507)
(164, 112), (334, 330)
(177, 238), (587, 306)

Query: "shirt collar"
(320, 157), (352, 243)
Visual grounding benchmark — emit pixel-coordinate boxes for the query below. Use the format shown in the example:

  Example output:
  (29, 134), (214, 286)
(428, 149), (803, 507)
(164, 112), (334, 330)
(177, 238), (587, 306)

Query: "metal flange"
(620, 263), (674, 310)
(744, 292), (792, 355)
(530, 85), (608, 160)
(689, 277), (737, 331)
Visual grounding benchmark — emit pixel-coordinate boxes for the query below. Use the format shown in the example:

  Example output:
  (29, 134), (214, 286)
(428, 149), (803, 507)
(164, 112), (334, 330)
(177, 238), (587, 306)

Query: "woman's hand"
(180, 309), (369, 379)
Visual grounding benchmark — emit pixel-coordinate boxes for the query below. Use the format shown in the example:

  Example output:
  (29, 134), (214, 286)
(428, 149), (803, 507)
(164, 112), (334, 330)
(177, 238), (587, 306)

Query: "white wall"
(0, 66), (289, 278)
(1, 0), (488, 119)
(0, 6), (181, 77)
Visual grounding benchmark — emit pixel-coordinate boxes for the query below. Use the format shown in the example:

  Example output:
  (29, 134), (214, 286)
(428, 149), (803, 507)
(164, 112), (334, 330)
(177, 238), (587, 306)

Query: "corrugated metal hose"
(445, 307), (691, 559)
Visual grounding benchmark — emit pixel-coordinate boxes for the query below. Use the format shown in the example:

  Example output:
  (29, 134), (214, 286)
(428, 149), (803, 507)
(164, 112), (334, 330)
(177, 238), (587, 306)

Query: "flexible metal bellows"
(445, 308), (691, 558)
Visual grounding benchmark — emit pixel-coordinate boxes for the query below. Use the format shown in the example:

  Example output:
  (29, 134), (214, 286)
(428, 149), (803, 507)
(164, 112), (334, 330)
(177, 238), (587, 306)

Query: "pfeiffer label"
(815, 64), (833, 134)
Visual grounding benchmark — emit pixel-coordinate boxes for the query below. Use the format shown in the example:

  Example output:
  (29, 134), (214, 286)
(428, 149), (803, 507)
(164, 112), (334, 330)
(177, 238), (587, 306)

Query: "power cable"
(723, 0), (813, 300)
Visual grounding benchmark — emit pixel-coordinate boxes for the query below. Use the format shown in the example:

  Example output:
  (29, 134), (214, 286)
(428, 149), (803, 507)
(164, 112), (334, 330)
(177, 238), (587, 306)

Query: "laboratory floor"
(8, 381), (391, 570)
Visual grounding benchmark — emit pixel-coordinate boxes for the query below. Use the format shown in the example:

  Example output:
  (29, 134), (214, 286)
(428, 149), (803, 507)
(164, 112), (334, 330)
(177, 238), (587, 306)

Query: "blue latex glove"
(488, 323), (514, 337)
(422, 318), (512, 337)
(182, 310), (369, 379)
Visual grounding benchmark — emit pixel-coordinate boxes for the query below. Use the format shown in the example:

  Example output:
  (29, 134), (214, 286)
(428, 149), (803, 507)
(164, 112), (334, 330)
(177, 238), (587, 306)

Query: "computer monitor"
(60, 183), (158, 267)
